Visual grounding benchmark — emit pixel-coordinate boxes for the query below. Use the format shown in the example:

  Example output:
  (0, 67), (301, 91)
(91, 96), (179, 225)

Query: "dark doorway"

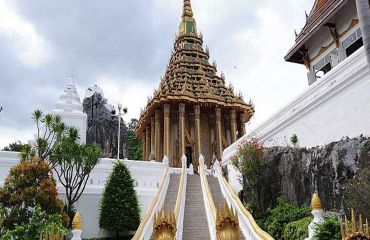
(185, 146), (193, 168)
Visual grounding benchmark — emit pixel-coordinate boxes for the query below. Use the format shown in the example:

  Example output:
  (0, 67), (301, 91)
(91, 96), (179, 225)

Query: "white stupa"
(52, 83), (87, 143)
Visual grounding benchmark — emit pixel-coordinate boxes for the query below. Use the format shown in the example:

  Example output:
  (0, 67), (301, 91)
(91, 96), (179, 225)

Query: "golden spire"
(72, 211), (82, 230)
(311, 193), (322, 210)
(179, 0), (197, 35)
(182, 0), (193, 18)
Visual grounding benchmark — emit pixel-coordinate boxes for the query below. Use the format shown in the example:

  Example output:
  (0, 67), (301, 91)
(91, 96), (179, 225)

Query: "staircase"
(183, 174), (211, 239)
(163, 174), (180, 211)
(207, 175), (245, 240)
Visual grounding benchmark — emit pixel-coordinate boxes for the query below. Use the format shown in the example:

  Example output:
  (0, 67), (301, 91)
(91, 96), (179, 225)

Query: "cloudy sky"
(0, 0), (313, 148)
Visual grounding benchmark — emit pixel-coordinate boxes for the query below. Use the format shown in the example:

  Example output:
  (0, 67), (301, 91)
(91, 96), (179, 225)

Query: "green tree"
(344, 166), (370, 217)
(2, 205), (67, 240)
(21, 110), (65, 161)
(313, 217), (341, 240)
(49, 127), (101, 222)
(99, 160), (141, 239)
(282, 216), (312, 240)
(0, 158), (64, 231)
(127, 119), (143, 160)
(2, 141), (24, 152)
(263, 198), (311, 239)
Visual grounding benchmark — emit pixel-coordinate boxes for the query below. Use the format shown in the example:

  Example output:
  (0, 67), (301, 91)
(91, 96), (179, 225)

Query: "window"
(315, 62), (332, 79)
(343, 28), (363, 57)
(345, 37), (363, 57)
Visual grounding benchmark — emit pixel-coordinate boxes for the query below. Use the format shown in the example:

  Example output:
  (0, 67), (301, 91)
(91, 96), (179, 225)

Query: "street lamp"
(112, 103), (127, 160)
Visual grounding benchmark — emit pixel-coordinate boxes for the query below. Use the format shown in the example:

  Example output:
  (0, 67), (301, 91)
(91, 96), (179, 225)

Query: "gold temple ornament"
(153, 208), (177, 240)
(216, 203), (240, 240)
(341, 209), (370, 240)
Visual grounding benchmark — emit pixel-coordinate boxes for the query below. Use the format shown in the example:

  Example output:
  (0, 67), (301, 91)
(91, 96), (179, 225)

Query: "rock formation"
(247, 136), (370, 213)
(83, 90), (128, 158)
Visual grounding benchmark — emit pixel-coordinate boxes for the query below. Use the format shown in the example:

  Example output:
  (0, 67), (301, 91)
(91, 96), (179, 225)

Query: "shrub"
(290, 134), (298, 146)
(282, 216), (312, 240)
(263, 198), (310, 239)
(0, 157), (64, 231)
(344, 166), (370, 217)
(2, 205), (67, 240)
(232, 139), (268, 215)
(99, 160), (140, 239)
(313, 217), (341, 240)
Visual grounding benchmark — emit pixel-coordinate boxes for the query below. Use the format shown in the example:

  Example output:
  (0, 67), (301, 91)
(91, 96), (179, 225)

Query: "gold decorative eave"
(137, 96), (254, 137)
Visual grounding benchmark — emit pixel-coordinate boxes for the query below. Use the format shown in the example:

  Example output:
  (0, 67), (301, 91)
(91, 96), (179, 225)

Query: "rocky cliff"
(249, 136), (370, 212)
(83, 92), (128, 158)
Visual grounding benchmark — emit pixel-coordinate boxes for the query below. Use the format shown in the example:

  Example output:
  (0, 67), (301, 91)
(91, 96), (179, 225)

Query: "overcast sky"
(0, 0), (314, 148)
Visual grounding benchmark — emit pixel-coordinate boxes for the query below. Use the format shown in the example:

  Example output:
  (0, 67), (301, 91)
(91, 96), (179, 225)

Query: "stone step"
(183, 174), (211, 239)
(207, 176), (245, 240)
(163, 174), (181, 211)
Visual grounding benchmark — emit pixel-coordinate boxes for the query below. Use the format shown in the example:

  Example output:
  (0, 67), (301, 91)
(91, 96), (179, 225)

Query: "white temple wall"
(52, 111), (87, 144)
(0, 151), (165, 239)
(248, 47), (370, 148)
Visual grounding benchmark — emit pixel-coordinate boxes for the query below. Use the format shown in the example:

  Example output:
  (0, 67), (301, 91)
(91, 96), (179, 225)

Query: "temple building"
(137, 0), (254, 167)
(285, 0), (365, 85)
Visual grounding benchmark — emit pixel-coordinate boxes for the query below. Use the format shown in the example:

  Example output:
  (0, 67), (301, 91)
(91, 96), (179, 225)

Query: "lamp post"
(112, 103), (127, 160)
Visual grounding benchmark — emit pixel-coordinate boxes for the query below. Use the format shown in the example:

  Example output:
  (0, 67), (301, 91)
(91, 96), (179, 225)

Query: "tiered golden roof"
(137, 0), (254, 136)
(341, 209), (370, 240)
(153, 208), (177, 240)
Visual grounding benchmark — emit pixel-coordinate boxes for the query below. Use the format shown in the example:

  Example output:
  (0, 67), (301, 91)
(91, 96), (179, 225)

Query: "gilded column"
(230, 109), (237, 143)
(163, 104), (170, 159)
(194, 105), (201, 167)
(215, 108), (222, 160)
(155, 110), (161, 161)
(150, 117), (155, 158)
(145, 126), (151, 160)
(142, 134), (146, 161)
(179, 103), (185, 159)
(239, 113), (246, 137)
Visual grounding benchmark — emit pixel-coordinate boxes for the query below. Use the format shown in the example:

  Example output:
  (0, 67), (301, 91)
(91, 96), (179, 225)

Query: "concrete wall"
(0, 151), (166, 239)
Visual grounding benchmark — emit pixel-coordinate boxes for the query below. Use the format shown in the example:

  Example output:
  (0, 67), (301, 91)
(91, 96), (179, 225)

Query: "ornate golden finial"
(341, 209), (370, 239)
(182, 0), (193, 18)
(311, 193), (322, 210)
(153, 208), (176, 240)
(72, 211), (82, 230)
(216, 203), (239, 240)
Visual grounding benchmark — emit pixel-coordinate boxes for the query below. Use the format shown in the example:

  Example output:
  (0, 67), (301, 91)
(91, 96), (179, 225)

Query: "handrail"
(198, 154), (217, 239)
(132, 166), (170, 240)
(215, 163), (274, 240)
(174, 155), (187, 239)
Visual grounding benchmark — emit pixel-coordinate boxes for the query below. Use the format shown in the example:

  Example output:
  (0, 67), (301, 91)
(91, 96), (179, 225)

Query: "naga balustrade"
(173, 155), (187, 239)
(214, 162), (274, 240)
(198, 154), (218, 240)
(132, 161), (170, 240)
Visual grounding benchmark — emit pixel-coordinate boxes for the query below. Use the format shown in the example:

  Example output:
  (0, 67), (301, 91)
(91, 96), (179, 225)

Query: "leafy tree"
(282, 216), (312, 240)
(313, 217), (341, 240)
(2, 141), (24, 152)
(0, 157), (64, 231)
(21, 110), (65, 161)
(344, 166), (370, 217)
(99, 160), (140, 239)
(127, 118), (143, 160)
(263, 198), (310, 239)
(2, 205), (67, 240)
(49, 127), (101, 222)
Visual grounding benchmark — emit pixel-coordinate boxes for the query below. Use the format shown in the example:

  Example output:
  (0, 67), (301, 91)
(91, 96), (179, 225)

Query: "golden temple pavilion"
(137, 0), (254, 167)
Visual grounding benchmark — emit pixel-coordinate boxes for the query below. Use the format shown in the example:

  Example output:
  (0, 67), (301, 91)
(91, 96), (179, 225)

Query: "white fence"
(0, 151), (166, 239)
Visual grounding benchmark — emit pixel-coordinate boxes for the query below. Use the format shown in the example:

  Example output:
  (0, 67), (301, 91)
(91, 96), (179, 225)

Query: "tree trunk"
(356, 0), (370, 73)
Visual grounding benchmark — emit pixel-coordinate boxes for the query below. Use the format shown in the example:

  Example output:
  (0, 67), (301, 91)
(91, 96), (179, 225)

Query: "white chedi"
(52, 83), (87, 143)
(306, 193), (325, 240)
